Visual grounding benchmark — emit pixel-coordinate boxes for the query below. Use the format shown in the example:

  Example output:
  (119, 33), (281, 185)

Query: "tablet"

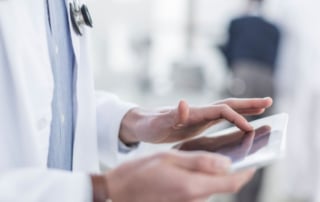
(174, 113), (288, 172)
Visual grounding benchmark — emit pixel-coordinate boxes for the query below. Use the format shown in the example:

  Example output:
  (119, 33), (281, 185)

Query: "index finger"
(215, 97), (273, 110)
(201, 104), (253, 131)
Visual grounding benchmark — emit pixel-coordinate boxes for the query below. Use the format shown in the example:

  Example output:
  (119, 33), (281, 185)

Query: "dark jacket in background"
(220, 16), (281, 71)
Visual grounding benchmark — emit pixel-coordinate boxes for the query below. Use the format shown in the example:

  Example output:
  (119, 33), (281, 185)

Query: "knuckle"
(217, 104), (228, 110)
(218, 104), (231, 113)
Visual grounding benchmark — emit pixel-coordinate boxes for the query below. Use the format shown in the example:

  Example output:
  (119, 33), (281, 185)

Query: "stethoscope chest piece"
(70, 1), (93, 36)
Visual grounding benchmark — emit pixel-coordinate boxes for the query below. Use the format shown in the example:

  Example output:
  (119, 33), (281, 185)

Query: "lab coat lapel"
(65, 0), (100, 173)
(65, 0), (81, 64)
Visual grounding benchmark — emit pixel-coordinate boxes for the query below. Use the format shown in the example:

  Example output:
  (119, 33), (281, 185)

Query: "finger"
(186, 169), (256, 199)
(235, 108), (265, 115)
(215, 97), (273, 110)
(174, 100), (190, 128)
(164, 151), (231, 175)
(240, 131), (255, 156)
(203, 104), (253, 131)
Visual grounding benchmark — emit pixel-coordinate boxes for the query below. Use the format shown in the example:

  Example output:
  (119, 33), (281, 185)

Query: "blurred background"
(87, 0), (320, 201)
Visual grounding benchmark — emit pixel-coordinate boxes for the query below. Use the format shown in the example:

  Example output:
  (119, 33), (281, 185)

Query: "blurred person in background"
(0, 1), (274, 201)
(219, 0), (281, 201)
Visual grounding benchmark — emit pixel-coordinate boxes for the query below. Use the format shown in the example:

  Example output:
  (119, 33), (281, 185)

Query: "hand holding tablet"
(174, 113), (288, 172)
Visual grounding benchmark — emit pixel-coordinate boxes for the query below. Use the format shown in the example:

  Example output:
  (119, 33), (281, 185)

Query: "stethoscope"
(69, 0), (93, 36)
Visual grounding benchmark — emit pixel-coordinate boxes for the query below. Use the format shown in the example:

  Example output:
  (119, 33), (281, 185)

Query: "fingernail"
(243, 123), (253, 132)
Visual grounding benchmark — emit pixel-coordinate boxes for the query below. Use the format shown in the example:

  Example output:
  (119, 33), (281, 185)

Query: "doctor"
(0, 0), (272, 202)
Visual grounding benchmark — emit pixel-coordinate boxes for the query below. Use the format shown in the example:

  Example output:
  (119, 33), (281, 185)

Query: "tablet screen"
(174, 113), (288, 171)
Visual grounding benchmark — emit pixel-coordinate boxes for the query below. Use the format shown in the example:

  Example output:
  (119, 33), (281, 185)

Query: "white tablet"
(174, 113), (288, 172)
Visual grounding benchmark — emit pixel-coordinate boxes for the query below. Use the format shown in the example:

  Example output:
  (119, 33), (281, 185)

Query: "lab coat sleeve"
(0, 169), (92, 202)
(95, 91), (138, 168)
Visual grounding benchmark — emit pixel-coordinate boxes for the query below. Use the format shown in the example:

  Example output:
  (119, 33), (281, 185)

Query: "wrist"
(119, 107), (141, 144)
(90, 174), (110, 202)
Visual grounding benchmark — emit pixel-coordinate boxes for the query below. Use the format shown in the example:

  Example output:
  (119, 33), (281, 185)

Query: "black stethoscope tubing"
(69, 0), (93, 36)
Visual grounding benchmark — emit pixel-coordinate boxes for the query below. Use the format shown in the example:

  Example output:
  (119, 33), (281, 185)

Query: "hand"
(120, 97), (272, 144)
(92, 151), (256, 202)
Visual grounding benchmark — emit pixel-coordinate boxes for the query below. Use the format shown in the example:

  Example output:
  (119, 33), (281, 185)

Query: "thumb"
(173, 100), (189, 129)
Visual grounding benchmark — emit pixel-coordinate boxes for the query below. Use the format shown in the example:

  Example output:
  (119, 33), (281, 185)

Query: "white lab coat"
(0, 0), (135, 201)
